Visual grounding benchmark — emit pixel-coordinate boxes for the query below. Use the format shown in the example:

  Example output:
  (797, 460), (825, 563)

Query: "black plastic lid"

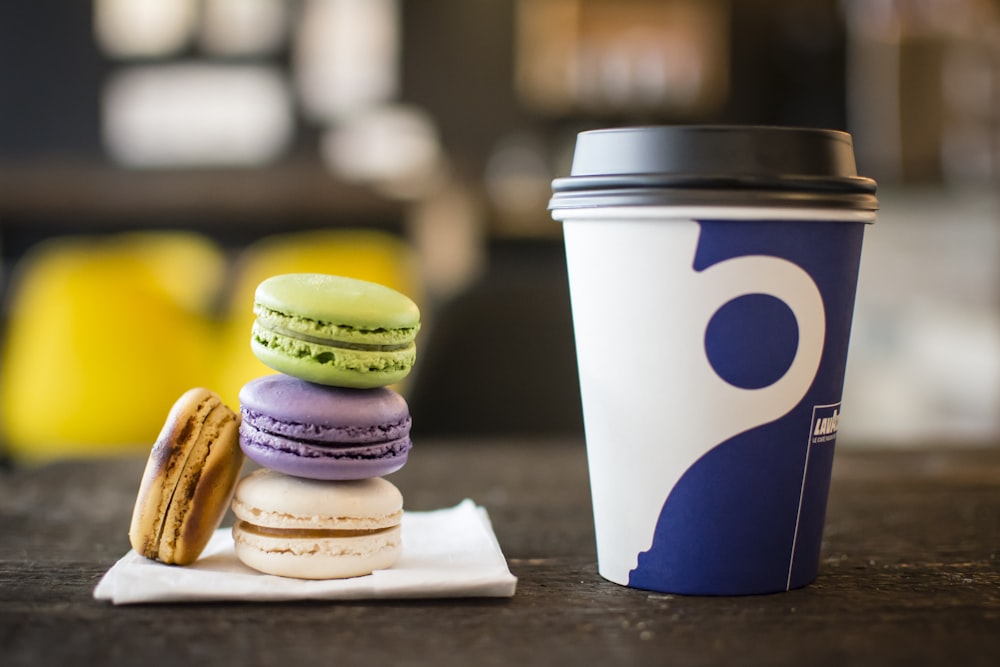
(549, 126), (878, 211)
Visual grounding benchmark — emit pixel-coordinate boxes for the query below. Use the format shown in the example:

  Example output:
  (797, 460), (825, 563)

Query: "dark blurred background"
(0, 0), (998, 464)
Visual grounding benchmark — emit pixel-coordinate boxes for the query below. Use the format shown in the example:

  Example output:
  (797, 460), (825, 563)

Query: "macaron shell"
(238, 376), (411, 439)
(232, 521), (402, 579)
(129, 388), (243, 565)
(254, 273), (420, 332)
(158, 402), (243, 564)
(231, 469), (403, 531)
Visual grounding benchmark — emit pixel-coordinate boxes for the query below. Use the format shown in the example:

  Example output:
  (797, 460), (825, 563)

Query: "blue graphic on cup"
(623, 218), (864, 595)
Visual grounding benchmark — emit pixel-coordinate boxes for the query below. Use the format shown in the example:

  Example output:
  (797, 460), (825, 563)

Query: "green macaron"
(250, 273), (420, 388)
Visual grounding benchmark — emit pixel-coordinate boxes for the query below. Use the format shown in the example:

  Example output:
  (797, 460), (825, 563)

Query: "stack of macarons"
(230, 273), (421, 579)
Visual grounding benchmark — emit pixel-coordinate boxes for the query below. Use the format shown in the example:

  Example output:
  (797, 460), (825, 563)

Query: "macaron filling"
(234, 521), (399, 540)
(252, 321), (416, 376)
(240, 418), (413, 461)
(253, 316), (414, 352)
(241, 408), (411, 444)
(253, 304), (418, 349)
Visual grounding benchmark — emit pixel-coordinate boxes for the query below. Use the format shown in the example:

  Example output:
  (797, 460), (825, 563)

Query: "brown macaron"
(129, 388), (244, 565)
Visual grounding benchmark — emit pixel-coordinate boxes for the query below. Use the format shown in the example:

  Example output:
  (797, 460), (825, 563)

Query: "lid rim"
(548, 188), (879, 212)
(551, 173), (878, 195)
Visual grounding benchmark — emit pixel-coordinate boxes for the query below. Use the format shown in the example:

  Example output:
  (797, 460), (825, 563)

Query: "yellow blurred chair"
(0, 231), (227, 464)
(214, 228), (425, 409)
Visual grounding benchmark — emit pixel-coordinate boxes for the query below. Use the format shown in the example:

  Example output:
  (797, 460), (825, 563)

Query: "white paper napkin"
(94, 499), (517, 604)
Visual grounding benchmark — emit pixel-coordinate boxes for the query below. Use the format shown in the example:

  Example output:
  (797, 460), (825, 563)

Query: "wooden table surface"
(2, 439), (999, 666)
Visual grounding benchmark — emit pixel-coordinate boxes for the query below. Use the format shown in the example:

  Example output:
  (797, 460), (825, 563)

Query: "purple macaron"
(238, 374), (412, 480)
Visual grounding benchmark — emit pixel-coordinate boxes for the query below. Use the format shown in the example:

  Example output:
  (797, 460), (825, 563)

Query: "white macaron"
(231, 468), (403, 579)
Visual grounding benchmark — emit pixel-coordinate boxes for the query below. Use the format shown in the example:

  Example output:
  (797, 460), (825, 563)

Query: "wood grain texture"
(2, 440), (998, 666)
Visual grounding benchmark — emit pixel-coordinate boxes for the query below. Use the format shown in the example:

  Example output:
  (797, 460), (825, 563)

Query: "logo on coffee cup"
(810, 403), (841, 445)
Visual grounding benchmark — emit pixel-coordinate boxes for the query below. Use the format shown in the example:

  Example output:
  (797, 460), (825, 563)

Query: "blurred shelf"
(0, 161), (406, 229)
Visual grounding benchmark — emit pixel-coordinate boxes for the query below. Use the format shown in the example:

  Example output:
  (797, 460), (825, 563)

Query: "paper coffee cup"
(550, 126), (877, 595)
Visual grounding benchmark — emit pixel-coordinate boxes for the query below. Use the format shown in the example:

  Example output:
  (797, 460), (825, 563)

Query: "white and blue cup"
(550, 126), (877, 595)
